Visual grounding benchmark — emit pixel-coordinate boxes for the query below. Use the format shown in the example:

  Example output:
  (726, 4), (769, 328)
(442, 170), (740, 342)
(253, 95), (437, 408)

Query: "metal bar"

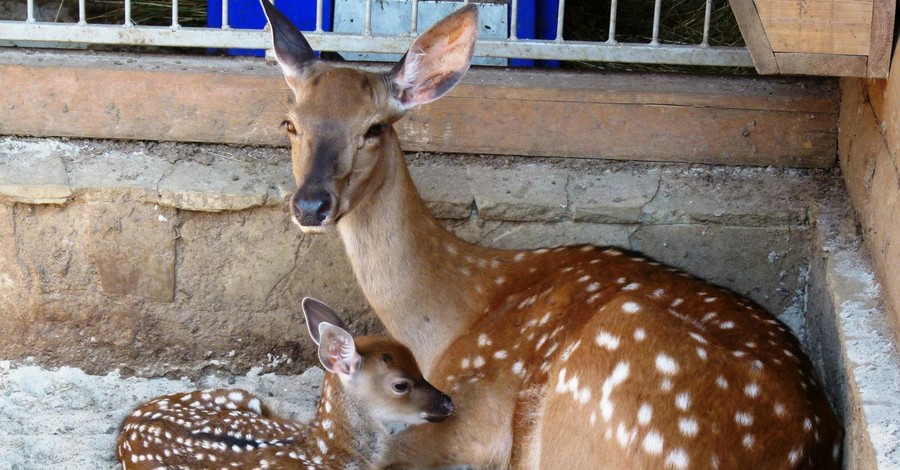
(0, 23), (755, 67)
(555, 0), (565, 41)
(364, 0), (372, 35)
(411, 0), (418, 34)
(510, 0), (518, 40)
(222, 0), (229, 29)
(78, 0), (86, 25)
(607, 0), (617, 43)
(316, 0), (323, 32)
(125, 0), (133, 26)
(26, 0), (34, 23)
(172, 0), (180, 28)
(702, 0), (712, 46)
(650, 0), (662, 45)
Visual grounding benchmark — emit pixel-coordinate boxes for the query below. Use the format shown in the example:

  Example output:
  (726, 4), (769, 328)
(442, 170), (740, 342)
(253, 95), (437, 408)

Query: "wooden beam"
(775, 52), (869, 77)
(756, 0), (873, 56)
(866, 0), (896, 77)
(728, 0), (779, 74)
(838, 78), (900, 341)
(0, 50), (839, 167)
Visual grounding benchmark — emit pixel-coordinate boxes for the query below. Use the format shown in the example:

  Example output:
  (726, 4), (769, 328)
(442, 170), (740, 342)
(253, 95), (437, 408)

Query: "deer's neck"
(338, 146), (504, 374)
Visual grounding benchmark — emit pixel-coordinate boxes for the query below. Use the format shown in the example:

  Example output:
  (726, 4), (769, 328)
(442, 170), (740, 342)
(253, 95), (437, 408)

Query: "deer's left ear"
(388, 4), (479, 110)
(302, 297), (349, 345)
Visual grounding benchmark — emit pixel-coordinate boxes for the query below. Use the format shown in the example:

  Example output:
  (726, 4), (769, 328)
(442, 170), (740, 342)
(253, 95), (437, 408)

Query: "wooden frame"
(0, 49), (839, 168)
(729, 0), (896, 77)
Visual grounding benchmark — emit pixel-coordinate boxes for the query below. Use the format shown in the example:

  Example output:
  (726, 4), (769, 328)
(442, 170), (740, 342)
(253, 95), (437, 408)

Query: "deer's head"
(302, 297), (454, 424)
(261, 0), (478, 233)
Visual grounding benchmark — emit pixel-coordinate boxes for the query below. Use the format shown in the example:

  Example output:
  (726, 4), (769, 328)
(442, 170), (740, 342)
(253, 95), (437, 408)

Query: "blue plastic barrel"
(207, 0), (333, 56)
(510, 0), (560, 68)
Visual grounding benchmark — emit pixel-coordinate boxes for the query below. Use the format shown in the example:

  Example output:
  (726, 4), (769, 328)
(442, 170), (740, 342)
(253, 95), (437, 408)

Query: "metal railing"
(0, 0), (753, 67)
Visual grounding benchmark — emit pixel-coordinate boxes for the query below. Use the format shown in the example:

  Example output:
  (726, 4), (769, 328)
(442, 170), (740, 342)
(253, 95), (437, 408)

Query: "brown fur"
(265, 4), (843, 469)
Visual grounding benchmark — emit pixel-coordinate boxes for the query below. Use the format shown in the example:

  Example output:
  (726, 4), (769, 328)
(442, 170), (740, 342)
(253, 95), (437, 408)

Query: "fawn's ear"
(302, 297), (348, 345)
(317, 322), (361, 376)
(259, 0), (316, 81)
(388, 4), (479, 110)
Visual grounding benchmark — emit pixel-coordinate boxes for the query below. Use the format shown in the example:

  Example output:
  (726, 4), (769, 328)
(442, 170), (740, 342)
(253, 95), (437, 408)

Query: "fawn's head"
(302, 297), (454, 424)
(260, 0), (478, 233)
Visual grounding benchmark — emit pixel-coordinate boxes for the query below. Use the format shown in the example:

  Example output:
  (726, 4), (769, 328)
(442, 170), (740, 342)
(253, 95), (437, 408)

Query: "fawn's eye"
(364, 123), (387, 139)
(391, 380), (411, 394)
(281, 120), (297, 135)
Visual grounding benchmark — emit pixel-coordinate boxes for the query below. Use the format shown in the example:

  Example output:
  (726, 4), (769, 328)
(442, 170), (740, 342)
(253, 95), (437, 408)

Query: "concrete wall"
(0, 137), (822, 378)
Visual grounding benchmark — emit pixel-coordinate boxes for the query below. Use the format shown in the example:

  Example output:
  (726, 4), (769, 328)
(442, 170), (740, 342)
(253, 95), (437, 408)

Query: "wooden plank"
(756, 0), (873, 56)
(866, 0), (895, 77)
(0, 50), (839, 167)
(838, 77), (900, 340)
(727, 0), (780, 74)
(775, 52), (868, 76)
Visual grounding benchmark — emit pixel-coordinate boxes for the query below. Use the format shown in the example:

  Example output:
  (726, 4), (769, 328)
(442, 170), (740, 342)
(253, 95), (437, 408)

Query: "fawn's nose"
(292, 188), (334, 227)
(425, 390), (454, 422)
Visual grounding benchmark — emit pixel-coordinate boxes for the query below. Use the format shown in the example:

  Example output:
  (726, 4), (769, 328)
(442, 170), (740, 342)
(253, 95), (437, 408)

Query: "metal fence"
(0, 0), (753, 67)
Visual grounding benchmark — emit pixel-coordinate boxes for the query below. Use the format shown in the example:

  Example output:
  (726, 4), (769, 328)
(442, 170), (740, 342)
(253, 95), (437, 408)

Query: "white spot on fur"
(634, 328), (646, 341)
(560, 340), (582, 362)
(637, 403), (653, 425)
(596, 331), (621, 351)
(623, 283), (641, 291)
(622, 302), (641, 313)
(641, 430), (664, 455)
(665, 448), (689, 469)
(744, 383), (760, 398)
(599, 362), (630, 421)
(675, 392), (691, 411)
(477, 334), (492, 347)
(678, 417), (698, 437)
(735, 411), (753, 426)
(656, 354), (679, 375)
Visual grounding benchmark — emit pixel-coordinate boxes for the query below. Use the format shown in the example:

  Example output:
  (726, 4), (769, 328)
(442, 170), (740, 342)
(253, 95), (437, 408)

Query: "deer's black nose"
(292, 189), (333, 226)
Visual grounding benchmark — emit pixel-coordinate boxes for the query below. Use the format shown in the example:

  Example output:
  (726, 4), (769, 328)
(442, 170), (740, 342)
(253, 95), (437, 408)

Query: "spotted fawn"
(116, 297), (453, 469)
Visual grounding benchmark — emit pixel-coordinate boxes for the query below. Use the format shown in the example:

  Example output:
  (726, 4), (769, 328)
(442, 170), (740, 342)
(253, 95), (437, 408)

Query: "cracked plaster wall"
(0, 137), (825, 377)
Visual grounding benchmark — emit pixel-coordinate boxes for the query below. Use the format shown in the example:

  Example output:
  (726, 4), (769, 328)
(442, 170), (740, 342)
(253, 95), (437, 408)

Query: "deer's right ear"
(302, 297), (349, 345)
(259, 0), (316, 80)
(388, 4), (479, 110)
(317, 322), (361, 377)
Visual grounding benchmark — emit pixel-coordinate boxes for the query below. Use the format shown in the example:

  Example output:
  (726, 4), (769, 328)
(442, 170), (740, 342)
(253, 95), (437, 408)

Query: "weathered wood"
(838, 77), (900, 340)
(867, 0), (896, 77)
(727, 0), (779, 74)
(0, 50), (839, 167)
(775, 52), (868, 76)
(756, 0), (873, 56)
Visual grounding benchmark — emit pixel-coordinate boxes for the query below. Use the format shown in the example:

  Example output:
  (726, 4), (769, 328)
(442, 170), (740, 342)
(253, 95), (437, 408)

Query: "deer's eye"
(364, 123), (387, 139)
(281, 120), (297, 135)
(391, 380), (411, 394)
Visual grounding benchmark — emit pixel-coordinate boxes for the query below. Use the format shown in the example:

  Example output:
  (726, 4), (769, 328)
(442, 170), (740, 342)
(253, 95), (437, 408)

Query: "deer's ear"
(260, 0), (316, 79)
(317, 322), (361, 377)
(388, 4), (479, 110)
(302, 297), (348, 345)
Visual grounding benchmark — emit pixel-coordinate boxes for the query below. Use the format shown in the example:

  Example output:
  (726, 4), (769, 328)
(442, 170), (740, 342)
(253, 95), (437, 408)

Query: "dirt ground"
(0, 361), (323, 469)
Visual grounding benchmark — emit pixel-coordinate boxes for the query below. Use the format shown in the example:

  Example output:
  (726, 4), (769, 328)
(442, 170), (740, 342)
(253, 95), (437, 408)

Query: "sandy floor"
(0, 361), (323, 470)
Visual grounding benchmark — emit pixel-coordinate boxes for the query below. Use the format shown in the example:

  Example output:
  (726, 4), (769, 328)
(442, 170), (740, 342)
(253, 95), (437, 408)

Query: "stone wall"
(0, 137), (824, 378)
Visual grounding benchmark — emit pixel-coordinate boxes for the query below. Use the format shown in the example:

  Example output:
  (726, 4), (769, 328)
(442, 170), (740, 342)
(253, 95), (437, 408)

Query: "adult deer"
(260, 1), (843, 468)
(116, 297), (453, 469)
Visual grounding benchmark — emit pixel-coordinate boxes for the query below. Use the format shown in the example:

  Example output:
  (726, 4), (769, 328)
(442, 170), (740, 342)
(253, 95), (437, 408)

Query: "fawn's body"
(117, 298), (453, 469)
(259, 2), (844, 468)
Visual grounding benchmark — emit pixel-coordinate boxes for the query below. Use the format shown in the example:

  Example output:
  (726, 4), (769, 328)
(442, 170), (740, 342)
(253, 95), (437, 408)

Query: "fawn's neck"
(301, 374), (382, 468)
(338, 143), (505, 374)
